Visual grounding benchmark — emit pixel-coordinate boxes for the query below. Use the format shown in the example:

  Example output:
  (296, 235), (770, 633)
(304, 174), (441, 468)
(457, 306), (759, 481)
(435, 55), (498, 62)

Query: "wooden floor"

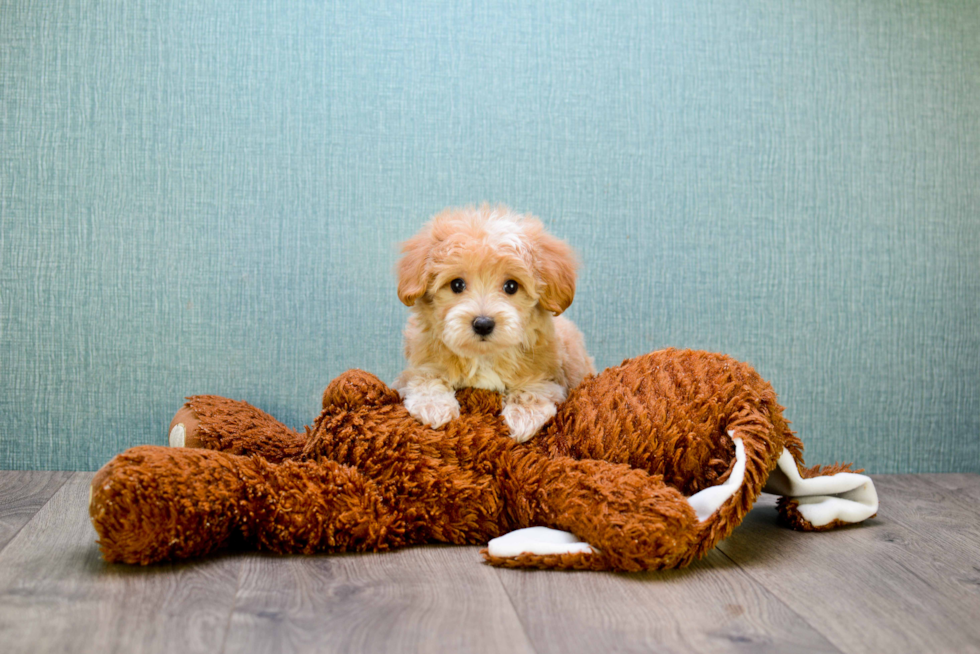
(1, 472), (978, 653)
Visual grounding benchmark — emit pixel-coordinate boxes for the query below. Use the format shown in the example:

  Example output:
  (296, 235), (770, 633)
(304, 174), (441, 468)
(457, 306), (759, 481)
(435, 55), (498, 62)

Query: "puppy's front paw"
(403, 390), (460, 429)
(502, 398), (557, 443)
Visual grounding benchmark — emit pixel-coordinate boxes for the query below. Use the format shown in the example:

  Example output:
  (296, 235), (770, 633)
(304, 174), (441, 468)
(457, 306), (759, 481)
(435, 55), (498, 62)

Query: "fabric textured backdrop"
(1, 1), (978, 472)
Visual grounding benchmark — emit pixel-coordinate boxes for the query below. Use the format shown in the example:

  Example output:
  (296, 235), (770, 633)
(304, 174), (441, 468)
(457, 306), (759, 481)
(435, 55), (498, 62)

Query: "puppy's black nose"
(472, 316), (495, 336)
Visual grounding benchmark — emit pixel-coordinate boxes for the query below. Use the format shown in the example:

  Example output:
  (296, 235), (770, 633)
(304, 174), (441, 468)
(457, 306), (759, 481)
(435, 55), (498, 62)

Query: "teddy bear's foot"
(776, 491), (878, 531)
(764, 450), (878, 530)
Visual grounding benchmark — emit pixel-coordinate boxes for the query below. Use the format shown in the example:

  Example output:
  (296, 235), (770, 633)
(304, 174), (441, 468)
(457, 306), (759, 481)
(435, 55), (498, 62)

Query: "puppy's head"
(398, 205), (577, 357)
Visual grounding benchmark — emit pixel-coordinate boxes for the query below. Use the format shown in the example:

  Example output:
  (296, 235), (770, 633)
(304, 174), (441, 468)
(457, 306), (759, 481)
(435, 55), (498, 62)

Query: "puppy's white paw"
(502, 398), (557, 443)
(404, 390), (460, 429)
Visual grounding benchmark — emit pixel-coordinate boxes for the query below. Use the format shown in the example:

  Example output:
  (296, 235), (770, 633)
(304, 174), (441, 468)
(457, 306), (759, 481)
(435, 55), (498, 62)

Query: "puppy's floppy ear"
(529, 223), (577, 315)
(397, 230), (432, 306)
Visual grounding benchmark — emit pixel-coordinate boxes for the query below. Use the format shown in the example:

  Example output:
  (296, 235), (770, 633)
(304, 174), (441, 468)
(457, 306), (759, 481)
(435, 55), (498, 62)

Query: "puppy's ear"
(530, 225), (577, 315)
(397, 230), (432, 306)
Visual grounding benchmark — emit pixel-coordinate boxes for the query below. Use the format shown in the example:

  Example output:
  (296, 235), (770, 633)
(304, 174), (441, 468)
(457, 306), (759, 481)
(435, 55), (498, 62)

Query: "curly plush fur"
(89, 349), (877, 570)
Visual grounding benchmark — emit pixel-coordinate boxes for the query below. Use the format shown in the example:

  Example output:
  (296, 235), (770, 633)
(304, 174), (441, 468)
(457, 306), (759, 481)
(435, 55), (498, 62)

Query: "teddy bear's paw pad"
(687, 435), (746, 521)
(168, 423), (186, 447)
(487, 527), (594, 557)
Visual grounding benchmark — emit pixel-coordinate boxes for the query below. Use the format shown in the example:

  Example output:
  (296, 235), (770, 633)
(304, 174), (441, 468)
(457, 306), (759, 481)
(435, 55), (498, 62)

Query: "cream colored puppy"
(394, 205), (595, 442)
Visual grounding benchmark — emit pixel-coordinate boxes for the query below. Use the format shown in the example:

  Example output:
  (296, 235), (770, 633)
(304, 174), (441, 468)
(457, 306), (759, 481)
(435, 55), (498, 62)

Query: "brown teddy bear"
(88, 348), (878, 571)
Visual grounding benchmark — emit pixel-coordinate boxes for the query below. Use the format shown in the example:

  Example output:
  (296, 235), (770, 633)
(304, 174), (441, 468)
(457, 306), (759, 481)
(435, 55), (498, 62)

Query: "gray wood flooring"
(0, 471), (978, 654)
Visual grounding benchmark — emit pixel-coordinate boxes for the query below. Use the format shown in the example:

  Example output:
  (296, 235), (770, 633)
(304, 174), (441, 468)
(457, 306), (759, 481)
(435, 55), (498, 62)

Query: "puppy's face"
(428, 250), (538, 357)
(398, 206), (577, 358)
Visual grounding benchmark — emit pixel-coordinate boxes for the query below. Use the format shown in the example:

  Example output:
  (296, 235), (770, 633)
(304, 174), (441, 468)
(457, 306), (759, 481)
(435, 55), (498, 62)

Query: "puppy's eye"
(450, 278), (466, 294)
(503, 279), (519, 295)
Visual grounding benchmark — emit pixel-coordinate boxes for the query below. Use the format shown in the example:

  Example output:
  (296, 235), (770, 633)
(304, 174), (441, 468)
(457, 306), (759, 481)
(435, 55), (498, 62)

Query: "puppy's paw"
(502, 397), (557, 443)
(403, 390), (460, 429)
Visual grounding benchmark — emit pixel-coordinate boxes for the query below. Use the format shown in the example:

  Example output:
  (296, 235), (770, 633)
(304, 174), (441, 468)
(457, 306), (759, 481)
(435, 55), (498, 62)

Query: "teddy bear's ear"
(529, 222), (577, 315)
(397, 229), (432, 306)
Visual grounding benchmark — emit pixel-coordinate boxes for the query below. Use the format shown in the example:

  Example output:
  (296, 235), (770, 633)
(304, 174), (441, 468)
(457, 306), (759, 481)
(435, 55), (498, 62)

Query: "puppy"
(394, 205), (595, 442)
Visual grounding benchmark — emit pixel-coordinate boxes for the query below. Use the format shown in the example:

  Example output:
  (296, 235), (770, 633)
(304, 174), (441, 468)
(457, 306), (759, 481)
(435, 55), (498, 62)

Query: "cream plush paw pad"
(487, 526), (594, 557)
(764, 449), (878, 527)
(169, 423), (186, 448)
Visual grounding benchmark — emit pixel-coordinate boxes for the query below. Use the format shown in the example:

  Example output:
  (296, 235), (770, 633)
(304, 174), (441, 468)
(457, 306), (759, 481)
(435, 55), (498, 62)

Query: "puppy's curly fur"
(394, 205), (594, 442)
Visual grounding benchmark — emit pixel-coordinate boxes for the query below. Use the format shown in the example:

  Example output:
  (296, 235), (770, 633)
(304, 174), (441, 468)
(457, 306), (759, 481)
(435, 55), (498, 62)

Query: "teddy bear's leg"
(167, 395), (307, 462)
(763, 452), (878, 530)
(90, 445), (412, 565)
(485, 455), (701, 571)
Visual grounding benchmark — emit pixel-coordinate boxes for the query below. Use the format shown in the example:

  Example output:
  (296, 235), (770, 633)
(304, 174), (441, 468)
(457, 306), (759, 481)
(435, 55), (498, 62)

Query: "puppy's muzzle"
(472, 316), (495, 336)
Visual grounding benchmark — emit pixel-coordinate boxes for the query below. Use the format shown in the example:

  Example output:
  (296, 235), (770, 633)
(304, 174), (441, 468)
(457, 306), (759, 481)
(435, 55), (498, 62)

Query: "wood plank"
(0, 473), (243, 654)
(872, 474), (980, 596)
(492, 549), (842, 654)
(716, 476), (980, 654)
(0, 471), (72, 552)
(224, 545), (536, 654)
(919, 473), (980, 504)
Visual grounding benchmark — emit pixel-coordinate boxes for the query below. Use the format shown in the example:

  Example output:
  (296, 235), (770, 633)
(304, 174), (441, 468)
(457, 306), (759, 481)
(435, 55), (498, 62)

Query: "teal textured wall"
(2, 1), (978, 472)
